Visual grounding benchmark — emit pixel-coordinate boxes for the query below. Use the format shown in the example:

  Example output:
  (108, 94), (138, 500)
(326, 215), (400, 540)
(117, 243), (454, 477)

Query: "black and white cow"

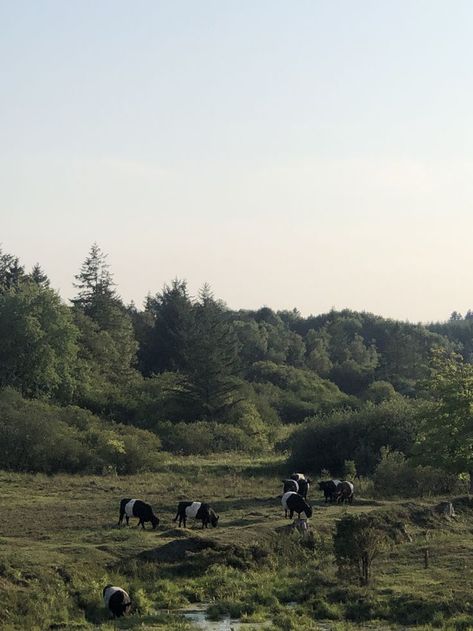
(118, 498), (160, 529)
(103, 585), (131, 618)
(282, 478), (299, 494)
(318, 479), (341, 503)
(336, 481), (354, 504)
(281, 491), (313, 520)
(290, 473), (311, 500)
(173, 501), (219, 529)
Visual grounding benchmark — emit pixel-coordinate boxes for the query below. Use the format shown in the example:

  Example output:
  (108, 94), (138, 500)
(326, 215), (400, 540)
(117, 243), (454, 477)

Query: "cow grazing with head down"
(281, 491), (313, 520)
(103, 585), (131, 618)
(118, 499), (160, 529)
(318, 479), (341, 503)
(336, 481), (354, 504)
(173, 501), (219, 529)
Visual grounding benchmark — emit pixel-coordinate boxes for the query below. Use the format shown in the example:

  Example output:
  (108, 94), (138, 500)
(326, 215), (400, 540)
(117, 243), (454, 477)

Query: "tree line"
(1, 243), (473, 482)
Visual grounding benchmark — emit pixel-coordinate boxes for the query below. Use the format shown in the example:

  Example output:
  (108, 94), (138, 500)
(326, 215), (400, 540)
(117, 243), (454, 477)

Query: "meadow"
(1, 454), (473, 631)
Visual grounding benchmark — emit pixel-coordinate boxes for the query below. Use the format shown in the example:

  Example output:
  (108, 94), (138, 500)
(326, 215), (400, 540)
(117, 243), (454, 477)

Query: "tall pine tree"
(181, 285), (242, 419)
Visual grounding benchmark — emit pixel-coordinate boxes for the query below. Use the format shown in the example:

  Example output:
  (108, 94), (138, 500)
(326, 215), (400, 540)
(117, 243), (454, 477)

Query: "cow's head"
(318, 481), (327, 490)
(210, 512), (219, 528)
(151, 514), (160, 530)
(304, 503), (313, 518)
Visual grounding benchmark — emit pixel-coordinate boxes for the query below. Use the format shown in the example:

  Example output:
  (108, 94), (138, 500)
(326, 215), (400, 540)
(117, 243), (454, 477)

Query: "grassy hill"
(1, 455), (473, 630)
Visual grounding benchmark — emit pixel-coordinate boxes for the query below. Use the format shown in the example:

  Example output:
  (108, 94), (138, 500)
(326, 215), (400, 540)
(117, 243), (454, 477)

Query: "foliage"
(0, 281), (79, 401)
(0, 388), (161, 474)
(343, 459), (357, 479)
(414, 349), (473, 487)
(139, 279), (193, 375)
(373, 448), (460, 497)
(180, 286), (243, 419)
(156, 416), (269, 455)
(0, 246), (25, 292)
(1, 244), (472, 462)
(249, 361), (350, 422)
(286, 397), (422, 475)
(333, 513), (389, 585)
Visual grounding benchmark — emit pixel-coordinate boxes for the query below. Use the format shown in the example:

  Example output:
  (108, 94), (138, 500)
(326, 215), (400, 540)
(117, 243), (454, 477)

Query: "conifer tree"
(181, 284), (242, 419)
(0, 247), (25, 292)
(141, 279), (193, 375)
(30, 263), (50, 287)
(72, 243), (116, 325)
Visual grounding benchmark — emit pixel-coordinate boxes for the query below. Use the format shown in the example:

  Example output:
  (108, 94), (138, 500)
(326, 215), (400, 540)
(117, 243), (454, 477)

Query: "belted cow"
(282, 479), (299, 494)
(336, 481), (354, 504)
(173, 501), (219, 528)
(318, 479), (341, 503)
(281, 491), (313, 520)
(103, 585), (131, 618)
(290, 473), (311, 500)
(118, 498), (160, 529)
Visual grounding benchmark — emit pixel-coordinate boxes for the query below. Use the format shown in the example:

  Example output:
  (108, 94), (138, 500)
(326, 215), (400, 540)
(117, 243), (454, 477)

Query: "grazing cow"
(297, 478), (310, 500)
(318, 480), (341, 503)
(290, 473), (311, 500)
(336, 481), (354, 504)
(103, 585), (131, 618)
(173, 501), (219, 529)
(282, 478), (299, 494)
(118, 498), (160, 530)
(281, 491), (313, 520)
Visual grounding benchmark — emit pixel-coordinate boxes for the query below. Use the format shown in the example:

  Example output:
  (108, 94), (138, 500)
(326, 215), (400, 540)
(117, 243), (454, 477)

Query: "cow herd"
(104, 474), (355, 618)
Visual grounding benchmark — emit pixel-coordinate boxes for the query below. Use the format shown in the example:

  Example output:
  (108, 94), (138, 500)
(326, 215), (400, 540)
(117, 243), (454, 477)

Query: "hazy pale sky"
(1, 1), (473, 322)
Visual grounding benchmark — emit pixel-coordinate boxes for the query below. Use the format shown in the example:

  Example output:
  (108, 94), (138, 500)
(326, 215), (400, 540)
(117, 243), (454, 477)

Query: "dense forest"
(2, 243), (473, 486)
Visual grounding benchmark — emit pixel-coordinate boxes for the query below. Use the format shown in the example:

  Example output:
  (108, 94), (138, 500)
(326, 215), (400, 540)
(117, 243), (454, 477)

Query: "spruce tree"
(30, 263), (50, 287)
(181, 285), (242, 419)
(72, 243), (116, 325)
(142, 279), (193, 375)
(0, 247), (25, 292)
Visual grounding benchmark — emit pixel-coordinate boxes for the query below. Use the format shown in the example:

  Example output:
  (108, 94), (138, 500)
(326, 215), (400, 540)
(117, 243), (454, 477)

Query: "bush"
(156, 404), (273, 456)
(249, 361), (350, 422)
(286, 398), (424, 476)
(0, 387), (161, 474)
(373, 448), (460, 497)
(333, 513), (390, 585)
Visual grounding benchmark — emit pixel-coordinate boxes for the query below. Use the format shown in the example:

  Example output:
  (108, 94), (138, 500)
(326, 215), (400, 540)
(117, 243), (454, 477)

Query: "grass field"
(1, 454), (473, 630)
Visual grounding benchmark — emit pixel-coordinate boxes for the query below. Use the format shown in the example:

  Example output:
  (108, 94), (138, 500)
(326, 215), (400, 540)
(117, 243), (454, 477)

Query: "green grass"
(1, 454), (473, 630)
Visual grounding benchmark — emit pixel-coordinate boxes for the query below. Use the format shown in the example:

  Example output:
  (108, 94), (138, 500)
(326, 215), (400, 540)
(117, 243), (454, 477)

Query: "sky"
(1, 1), (473, 323)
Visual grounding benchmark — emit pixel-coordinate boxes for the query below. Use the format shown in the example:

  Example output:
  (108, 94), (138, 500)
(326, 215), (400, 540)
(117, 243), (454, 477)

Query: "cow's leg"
(125, 516), (129, 526)
(289, 510), (294, 519)
(118, 510), (125, 526)
(284, 509), (288, 518)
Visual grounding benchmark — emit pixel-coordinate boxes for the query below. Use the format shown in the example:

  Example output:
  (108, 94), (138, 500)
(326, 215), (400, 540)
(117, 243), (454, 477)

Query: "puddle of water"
(180, 606), (270, 630)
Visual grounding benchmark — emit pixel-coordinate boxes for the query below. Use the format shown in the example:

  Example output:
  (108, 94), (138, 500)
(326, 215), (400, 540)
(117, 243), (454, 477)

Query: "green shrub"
(0, 387), (162, 474)
(286, 398), (424, 476)
(156, 417), (269, 455)
(446, 614), (473, 630)
(333, 513), (390, 585)
(388, 595), (450, 625)
(373, 447), (460, 497)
